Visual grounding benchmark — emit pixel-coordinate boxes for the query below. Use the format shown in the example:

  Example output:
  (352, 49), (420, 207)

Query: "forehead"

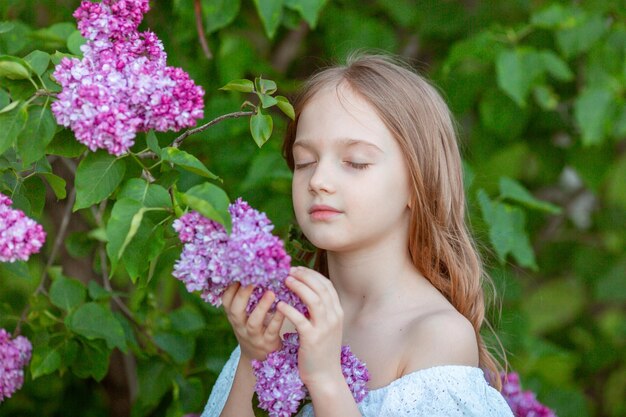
(294, 85), (397, 151)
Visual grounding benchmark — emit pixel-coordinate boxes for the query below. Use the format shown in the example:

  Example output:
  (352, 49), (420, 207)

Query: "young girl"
(201, 54), (514, 417)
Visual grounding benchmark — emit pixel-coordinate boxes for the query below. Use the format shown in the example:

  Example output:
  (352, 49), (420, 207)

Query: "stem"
(194, 0), (212, 59)
(171, 111), (254, 148)
(37, 187), (76, 293)
(13, 186), (76, 337)
(136, 111), (255, 158)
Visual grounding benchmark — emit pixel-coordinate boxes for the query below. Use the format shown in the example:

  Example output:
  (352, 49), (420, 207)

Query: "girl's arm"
(219, 283), (285, 417)
(277, 267), (363, 417)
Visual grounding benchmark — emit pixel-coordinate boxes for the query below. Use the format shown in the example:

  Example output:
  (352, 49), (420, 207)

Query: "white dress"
(201, 346), (514, 417)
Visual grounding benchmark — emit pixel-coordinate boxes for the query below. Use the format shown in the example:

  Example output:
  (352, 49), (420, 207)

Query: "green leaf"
(219, 78), (255, 93)
(258, 93), (278, 109)
(0, 88), (10, 109)
(275, 95), (295, 120)
(161, 147), (219, 179)
(74, 152), (127, 210)
(71, 339), (110, 381)
(203, 0), (241, 33)
(135, 360), (176, 414)
(0, 55), (32, 80)
(539, 50), (573, 82)
(524, 278), (586, 334)
(253, 0), (284, 38)
(23, 50), (50, 76)
(178, 182), (231, 233)
(46, 129), (88, 157)
(67, 30), (86, 56)
(0, 103), (27, 155)
(0, 22), (15, 34)
(122, 220), (165, 281)
(255, 77), (277, 94)
(250, 111), (273, 147)
(66, 302), (126, 351)
(118, 178), (172, 208)
(495, 48), (543, 107)
(499, 177), (561, 214)
(146, 130), (161, 156)
(477, 189), (536, 269)
(556, 14), (607, 58)
(574, 88), (613, 146)
(50, 275), (86, 311)
(17, 106), (57, 165)
(532, 85), (559, 111)
(284, 0), (328, 28)
(12, 175), (46, 218)
(40, 172), (67, 199)
(30, 343), (62, 379)
(170, 305), (206, 334)
(154, 331), (195, 364)
(530, 4), (570, 29)
(106, 198), (143, 272)
(88, 280), (111, 301)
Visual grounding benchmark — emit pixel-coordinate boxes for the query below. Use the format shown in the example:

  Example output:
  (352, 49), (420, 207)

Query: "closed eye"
(346, 162), (370, 170)
(294, 162), (315, 170)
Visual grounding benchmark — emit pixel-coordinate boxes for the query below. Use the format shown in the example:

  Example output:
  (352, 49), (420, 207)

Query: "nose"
(308, 160), (335, 194)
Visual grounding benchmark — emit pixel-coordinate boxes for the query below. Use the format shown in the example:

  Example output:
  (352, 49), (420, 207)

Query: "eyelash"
(293, 162), (370, 170)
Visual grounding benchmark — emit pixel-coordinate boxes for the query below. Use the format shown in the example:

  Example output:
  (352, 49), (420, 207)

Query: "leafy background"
(0, 0), (624, 416)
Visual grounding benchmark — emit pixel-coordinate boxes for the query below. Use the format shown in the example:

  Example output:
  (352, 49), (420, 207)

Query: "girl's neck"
(325, 238), (424, 316)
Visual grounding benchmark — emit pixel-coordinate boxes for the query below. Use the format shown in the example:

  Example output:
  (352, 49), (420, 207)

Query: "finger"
(265, 310), (285, 338)
(285, 275), (325, 320)
(230, 284), (255, 317)
(247, 291), (275, 331)
(277, 301), (312, 334)
(291, 267), (341, 311)
(221, 283), (240, 309)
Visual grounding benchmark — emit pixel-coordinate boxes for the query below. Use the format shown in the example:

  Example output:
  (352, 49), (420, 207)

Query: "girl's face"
(292, 85), (412, 253)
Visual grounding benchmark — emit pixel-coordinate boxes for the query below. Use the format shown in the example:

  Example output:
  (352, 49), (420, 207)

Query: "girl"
(202, 53), (514, 417)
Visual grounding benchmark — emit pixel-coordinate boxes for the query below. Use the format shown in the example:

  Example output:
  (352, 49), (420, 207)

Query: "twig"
(14, 186), (76, 336)
(271, 21), (309, 73)
(194, 0), (212, 59)
(36, 187), (76, 294)
(171, 110), (254, 148)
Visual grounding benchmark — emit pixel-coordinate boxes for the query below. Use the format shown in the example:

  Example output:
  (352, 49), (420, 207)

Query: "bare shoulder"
(400, 307), (479, 375)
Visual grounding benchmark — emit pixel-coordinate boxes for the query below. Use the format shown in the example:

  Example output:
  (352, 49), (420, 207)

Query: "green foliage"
(0, 1), (624, 417)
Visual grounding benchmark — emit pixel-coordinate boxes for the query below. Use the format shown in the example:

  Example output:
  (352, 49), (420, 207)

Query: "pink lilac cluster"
(501, 372), (557, 417)
(252, 333), (370, 417)
(0, 329), (32, 403)
(51, 0), (204, 156)
(172, 198), (305, 315)
(0, 194), (46, 263)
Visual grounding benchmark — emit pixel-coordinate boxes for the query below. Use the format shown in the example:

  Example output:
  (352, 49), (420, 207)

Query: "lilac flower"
(51, 0), (204, 156)
(172, 198), (304, 314)
(252, 333), (307, 417)
(0, 329), (32, 403)
(0, 194), (46, 263)
(252, 333), (370, 417)
(501, 372), (557, 417)
(340, 344), (370, 402)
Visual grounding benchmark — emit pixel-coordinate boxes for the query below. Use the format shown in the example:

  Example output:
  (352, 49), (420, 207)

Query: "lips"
(309, 204), (342, 221)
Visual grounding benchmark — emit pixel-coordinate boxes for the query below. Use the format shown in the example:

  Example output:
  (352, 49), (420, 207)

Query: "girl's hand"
(277, 266), (345, 390)
(222, 283), (285, 362)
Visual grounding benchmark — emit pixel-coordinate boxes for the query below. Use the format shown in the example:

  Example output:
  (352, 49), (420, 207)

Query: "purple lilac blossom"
(501, 372), (557, 417)
(51, 0), (204, 156)
(172, 198), (305, 314)
(252, 333), (370, 417)
(0, 329), (32, 403)
(252, 333), (307, 417)
(0, 194), (46, 263)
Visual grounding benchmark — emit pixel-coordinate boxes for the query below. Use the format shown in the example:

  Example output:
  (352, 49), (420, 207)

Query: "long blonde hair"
(283, 53), (503, 389)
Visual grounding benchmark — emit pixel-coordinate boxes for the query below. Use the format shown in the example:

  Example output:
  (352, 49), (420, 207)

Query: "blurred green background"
(1, 1), (624, 416)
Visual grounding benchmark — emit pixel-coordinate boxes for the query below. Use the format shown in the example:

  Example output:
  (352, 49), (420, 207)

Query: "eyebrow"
(293, 137), (384, 153)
